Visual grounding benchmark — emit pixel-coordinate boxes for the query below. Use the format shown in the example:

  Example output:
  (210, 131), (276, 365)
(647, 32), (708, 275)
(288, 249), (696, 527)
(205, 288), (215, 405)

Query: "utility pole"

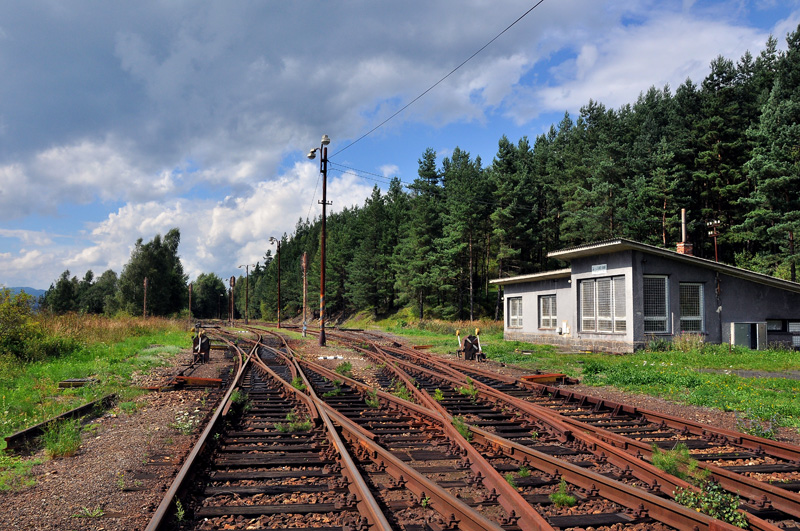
(302, 252), (308, 337)
(307, 134), (331, 346)
(229, 276), (235, 326)
(143, 277), (148, 318)
(188, 283), (193, 322)
(707, 219), (721, 262)
(238, 264), (253, 325)
(270, 237), (281, 328)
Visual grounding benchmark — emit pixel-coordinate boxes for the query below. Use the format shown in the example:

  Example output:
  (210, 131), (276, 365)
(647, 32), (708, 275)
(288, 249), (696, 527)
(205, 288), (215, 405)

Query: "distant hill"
(7, 287), (46, 298)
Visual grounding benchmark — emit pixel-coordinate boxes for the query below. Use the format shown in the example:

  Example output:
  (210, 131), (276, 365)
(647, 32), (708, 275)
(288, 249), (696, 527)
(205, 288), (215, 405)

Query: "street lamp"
(238, 264), (254, 325)
(218, 293), (224, 320)
(307, 134), (330, 346)
(269, 237), (281, 328)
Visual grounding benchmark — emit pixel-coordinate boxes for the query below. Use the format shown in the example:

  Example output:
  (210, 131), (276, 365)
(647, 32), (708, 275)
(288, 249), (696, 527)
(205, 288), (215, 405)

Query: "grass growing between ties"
(452, 415), (472, 442)
(275, 410), (313, 432)
(549, 479), (576, 508)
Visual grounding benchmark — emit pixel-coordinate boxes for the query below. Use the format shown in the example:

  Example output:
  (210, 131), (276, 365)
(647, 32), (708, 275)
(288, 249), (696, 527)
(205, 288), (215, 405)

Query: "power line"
(330, 0), (547, 158)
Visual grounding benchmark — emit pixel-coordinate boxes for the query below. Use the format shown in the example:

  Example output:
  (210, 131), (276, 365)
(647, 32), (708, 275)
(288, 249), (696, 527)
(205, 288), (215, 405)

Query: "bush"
(674, 481), (747, 528)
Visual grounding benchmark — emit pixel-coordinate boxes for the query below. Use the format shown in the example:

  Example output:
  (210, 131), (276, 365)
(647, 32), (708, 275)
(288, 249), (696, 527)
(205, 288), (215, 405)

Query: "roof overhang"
(490, 268), (572, 286)
(549, 238), (800, 295)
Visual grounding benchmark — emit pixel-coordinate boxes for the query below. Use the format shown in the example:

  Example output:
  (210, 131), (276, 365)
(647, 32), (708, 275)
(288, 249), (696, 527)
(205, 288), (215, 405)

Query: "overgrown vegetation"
(452, 415), (472, 442)
(41, 419), (82, 458)
(0, 453), (40, 491)
(0, 315), (186, 441)
(334, 361), (353, 378)
(674, 482), (748, 528)
(651, 443), (746, 528)
(275, 410), (313, 432)
(549, 479), (576, 507)
(365, 389), (380, 408)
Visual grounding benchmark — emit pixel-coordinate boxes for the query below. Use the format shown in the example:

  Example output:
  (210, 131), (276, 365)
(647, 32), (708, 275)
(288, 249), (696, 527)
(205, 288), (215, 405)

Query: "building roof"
(490, 268), (571, 286)
(494, 238), (800, 294)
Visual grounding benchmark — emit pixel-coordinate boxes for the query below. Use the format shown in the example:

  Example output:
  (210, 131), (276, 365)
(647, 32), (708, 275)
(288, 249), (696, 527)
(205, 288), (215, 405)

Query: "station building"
(491, 238), (800, 353)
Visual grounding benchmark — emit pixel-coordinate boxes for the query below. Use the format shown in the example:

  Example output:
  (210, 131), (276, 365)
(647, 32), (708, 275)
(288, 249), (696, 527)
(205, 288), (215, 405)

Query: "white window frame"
(679, 283), (704, 333)
(580, 276), (626, 333)
(643, 275), (669, 334)
(539, 295), (557, 329)
(508, 297), (523, 328)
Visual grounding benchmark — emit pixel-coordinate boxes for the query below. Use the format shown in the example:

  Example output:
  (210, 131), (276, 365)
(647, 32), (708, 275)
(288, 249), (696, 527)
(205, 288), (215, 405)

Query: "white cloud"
(0, 229), (55, 246)
(57, 161), (374, 287)
(523, 12), (777, 119)
(380, 165), (400, 178)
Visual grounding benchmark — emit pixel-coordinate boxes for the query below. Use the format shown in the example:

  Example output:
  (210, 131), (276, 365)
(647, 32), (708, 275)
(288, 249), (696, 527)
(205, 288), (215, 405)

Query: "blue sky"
(1, 1), (799, 289)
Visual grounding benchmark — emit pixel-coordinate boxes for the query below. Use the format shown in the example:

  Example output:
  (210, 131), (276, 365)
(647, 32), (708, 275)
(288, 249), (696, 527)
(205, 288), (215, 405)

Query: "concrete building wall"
(501, 247), (800, 353)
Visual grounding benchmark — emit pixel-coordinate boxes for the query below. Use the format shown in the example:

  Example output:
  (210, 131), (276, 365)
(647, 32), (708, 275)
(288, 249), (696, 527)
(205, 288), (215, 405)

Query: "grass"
(0, 315), (189, 443)
(0, 453), (41, 491)
(452, 415), (472, 442)
(275, 410), (313, 432)
(549, 479), (576, 507)
(41, 418), (82, 458)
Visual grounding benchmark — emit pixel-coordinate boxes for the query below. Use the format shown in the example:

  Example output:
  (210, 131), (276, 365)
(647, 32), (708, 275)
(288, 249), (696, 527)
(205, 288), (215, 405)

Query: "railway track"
(145, 324), (800, 530)
(321, 329), (800, 530)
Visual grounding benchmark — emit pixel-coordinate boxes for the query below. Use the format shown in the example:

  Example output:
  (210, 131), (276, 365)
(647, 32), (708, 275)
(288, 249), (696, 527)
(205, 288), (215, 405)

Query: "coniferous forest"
(42, 27), (800, 322)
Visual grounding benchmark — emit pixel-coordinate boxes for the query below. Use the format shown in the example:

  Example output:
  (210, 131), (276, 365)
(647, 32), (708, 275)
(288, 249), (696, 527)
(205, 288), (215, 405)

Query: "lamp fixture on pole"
(269, 237), (282, 328)
(307, 134), (330, 346)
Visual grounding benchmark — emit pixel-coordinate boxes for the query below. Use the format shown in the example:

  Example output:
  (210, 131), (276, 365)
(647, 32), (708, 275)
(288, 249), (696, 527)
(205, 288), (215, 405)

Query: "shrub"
(674, 481), (748, 528)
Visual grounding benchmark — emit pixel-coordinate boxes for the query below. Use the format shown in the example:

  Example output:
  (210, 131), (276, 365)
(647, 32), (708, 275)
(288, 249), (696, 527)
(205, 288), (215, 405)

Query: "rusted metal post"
(229, 276), (235, 326)
(307, 135), (330, 346)
(270, 237), (281, 328)
(319, 145), (328, 346)
(188, 283), (192, 322)
(143, 277), (148, 318)
(302, 252), (308, 337)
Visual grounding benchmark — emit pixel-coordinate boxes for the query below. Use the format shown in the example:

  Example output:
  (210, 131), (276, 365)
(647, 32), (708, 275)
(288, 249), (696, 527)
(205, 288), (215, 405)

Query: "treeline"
(42, 27), (800, 321)
(42, 228), (189, 316)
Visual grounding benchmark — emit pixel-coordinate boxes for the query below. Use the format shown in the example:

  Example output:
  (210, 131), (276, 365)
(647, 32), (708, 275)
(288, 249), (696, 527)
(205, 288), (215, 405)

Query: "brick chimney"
(677, 208), (693, 255)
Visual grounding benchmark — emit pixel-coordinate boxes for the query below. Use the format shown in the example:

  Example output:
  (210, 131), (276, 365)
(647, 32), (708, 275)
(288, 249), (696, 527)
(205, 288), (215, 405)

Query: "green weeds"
(275, 410), (313, 432)
(651, 443), (708, 483)
(42, 419), (82, 458)
(452, 415), (472, 442)
(456, 377), (479, 403)
(71, 506), (104, 518)
(549, 479), (576, 507)
(169, 410), (200, 435)
(334, 361), (353, 378)
(433, 388), (444, 402)
(674, 482), (748, 528)
(291, 376), (307, 391)
(0, 452), (40, 491)
(365, 389), (380, 408)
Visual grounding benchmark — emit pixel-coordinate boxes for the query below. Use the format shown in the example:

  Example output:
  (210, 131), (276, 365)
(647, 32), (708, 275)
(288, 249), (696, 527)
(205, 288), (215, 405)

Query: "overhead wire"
(330, 0), (547, 159)
(303, 2), (549, 222)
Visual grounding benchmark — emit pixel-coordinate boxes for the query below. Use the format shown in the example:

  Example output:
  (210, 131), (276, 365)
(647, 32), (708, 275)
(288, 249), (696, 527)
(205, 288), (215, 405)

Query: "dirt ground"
(2, 331), (799, 531)
(0, 346), (231, 531)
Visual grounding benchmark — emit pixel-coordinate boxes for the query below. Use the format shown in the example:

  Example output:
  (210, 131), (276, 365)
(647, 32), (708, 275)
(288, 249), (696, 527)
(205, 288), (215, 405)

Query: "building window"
(539, 295), (557, 329)
(643, 275), (669, 333)
(508, 297), (522, 328)
(767, 320), (784, 332)
(580, 276), (626, 333)
(679, 283), (704, 333)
